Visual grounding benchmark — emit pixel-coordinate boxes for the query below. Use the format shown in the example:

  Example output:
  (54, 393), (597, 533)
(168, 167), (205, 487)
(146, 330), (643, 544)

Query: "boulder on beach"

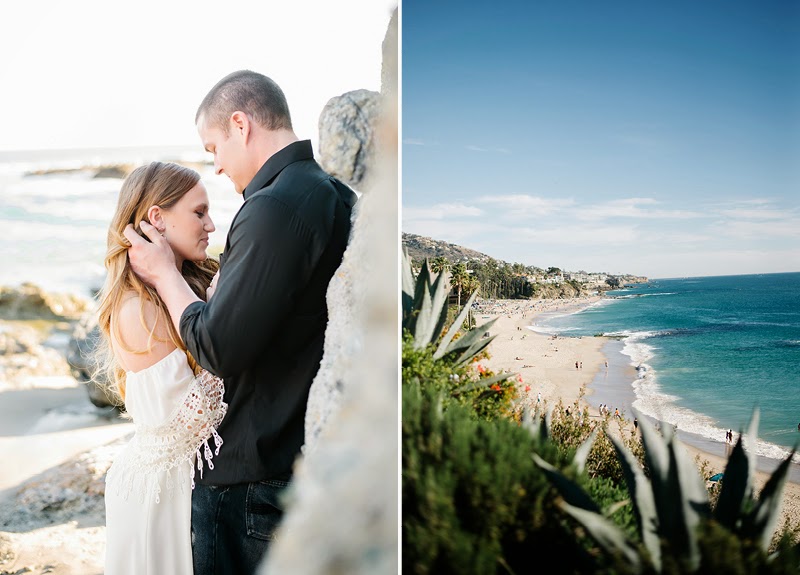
(0, 283), (91, 321)
(67, 318), (119, 409)
(0, 324), (74, 391)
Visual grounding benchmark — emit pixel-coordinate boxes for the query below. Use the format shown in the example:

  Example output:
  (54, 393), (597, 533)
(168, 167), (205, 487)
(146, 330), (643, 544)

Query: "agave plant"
(402, 251), (516, 391)
(532, 407), (797, 573)
(402, 251), (498, 364)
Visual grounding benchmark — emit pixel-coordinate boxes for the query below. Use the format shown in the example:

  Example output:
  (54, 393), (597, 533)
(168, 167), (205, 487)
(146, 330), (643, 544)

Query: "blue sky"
(402, 0), (799, 279)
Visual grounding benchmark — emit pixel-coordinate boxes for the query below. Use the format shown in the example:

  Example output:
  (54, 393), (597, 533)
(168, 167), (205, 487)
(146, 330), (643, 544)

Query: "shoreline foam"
(478, 296), (800, 530)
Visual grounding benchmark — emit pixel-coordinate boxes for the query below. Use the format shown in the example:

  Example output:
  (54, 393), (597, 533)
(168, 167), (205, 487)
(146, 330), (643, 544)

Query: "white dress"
(104, 348), (227, 575)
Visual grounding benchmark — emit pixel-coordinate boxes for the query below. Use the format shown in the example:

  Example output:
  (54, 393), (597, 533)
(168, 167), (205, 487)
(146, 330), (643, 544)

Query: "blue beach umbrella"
(709, 473), (724, 482)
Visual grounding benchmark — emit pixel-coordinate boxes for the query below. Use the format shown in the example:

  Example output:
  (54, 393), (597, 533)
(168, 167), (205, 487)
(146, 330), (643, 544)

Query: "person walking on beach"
(101, 162), (227, 575)
(123, 70), (357, 575)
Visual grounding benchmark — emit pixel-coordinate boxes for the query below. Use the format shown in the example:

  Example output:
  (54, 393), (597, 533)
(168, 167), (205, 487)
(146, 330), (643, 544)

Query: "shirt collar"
(243, 140), (314, 200)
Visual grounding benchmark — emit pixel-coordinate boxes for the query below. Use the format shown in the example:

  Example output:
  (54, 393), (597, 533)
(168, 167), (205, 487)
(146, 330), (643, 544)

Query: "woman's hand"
(206, 271), (220, 300)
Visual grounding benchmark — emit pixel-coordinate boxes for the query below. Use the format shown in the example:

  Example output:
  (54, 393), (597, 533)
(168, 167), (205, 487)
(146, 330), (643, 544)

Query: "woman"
(97, 161), (227, 574)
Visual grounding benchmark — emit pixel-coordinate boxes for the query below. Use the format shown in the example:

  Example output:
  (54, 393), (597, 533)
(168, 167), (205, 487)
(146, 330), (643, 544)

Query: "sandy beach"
(478, 296), (800, 535)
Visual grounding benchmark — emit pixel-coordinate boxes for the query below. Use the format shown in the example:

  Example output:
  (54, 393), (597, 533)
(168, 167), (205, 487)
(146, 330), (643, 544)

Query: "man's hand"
(122, 220), (202, 334)
(122, 221), (176, 288)
(206, 271), (220, 300)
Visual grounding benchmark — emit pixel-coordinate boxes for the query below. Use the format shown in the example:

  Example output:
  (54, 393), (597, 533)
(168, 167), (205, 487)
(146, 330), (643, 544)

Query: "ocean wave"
(619, 346), (797, 464)
(622, 341), (656, 368)
(604, 329), (666, 339)
(631, 397), (800, 466)
(527, 324), (580, 335)
(612, 292), (676, 299)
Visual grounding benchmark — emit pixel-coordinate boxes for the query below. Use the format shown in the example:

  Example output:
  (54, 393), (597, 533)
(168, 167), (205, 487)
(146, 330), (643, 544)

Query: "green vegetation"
(402, 254), (800, 574)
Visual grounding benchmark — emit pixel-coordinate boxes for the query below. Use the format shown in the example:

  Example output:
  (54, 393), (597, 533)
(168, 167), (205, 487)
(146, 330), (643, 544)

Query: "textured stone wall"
(260, 6), (398, 575)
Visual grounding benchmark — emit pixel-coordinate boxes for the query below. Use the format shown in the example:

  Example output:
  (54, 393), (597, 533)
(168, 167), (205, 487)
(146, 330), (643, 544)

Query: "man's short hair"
(196, 70), (293, 133)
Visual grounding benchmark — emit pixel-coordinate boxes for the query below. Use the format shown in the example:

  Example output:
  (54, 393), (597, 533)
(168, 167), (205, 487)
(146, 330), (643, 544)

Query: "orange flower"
(490, 384), (501, 392)
(524, 385), (531, 393)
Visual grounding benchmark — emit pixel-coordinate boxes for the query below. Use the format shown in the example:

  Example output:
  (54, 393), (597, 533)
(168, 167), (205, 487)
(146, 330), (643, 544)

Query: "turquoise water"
(536, 273), (800, 463)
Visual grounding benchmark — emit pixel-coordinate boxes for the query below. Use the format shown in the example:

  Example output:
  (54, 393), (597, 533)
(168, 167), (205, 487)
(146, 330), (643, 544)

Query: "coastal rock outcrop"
(0, 323), (73, 391)
(0, 439), (117, 533)
(318, 89), (381, 190)
(0, 283), (91, 321)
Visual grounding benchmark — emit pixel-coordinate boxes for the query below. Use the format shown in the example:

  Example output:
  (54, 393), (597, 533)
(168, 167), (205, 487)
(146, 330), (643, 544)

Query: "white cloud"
(712, 219), (800, 240)
(513, 224), (640, 246)
(464, 145), (511, 154)
(576, 198), (705, 221)
(403, 203), (483, 220)
(476, 194), (575, 216)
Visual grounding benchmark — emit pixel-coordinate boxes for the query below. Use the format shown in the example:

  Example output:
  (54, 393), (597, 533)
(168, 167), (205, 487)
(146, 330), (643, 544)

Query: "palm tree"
(451, 262), (469, 308)
(430, 256), (450, 275)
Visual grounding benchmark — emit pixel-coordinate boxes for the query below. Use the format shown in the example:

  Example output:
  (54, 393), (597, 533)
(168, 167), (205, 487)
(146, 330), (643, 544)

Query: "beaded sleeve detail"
(106, 369), (227, 503)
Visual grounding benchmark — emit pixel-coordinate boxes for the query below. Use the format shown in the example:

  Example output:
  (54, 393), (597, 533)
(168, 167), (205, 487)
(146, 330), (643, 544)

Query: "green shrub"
(402, 383), (634, 574)
(402, 331), (518, 422)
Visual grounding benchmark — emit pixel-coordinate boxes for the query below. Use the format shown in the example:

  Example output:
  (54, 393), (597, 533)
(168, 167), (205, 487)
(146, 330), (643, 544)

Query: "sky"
(402, 0), (800, 279)
(0, 0), (395, 153)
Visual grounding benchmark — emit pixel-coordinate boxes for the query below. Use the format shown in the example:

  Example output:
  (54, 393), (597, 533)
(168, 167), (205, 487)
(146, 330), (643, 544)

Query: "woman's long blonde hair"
(95, 161), (219, 403)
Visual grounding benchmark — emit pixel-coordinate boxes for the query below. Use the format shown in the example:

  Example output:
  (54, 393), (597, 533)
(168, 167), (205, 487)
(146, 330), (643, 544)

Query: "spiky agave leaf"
(561, 502), (643, 573)
(636, 416), (674, 530)
(433, 288), (483, 359)
(542, 404), (553, 442)
(417, 269), (451, 346)
(532, 453), (602, 513)
(574, 428), (598, 475)
(634, 414), (705, 571)
(405, 259), (432, 336)
(521, 404), (550, 442)
(670, 432), (710, 571)
(521, 406), (537, 437)
(401, 249), (416, 320)
(715, 433), (753, 529)
(743, 407), (760, 492)
(453, 334), (497, 367)
(608, 432), (661, 573)
(742, 448), (796, 551)
(439, 315), (498, 362)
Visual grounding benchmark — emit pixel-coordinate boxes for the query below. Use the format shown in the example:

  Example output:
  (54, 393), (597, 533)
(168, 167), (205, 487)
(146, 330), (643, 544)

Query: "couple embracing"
(97, 70), (358, 574)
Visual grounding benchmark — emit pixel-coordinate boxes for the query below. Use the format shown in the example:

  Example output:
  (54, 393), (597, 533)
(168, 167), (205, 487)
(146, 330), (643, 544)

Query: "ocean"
(533, 273), (800, 467)
(1, 146), (245, 299)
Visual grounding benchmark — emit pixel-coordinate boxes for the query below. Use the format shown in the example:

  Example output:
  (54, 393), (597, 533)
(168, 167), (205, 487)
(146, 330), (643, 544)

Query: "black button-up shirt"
(180, 140), (357, 484)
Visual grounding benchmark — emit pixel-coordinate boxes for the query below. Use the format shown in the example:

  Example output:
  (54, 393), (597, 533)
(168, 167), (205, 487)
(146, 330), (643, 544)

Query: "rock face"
(67, 317), (119, 409)
(0, 283), (91, 321)
(318, 89), (382, 190)
(260, 6), (398, 575)
(0, 323), (73, 391)
(304, 85), (383, 453)
(0, 439), (117, 533)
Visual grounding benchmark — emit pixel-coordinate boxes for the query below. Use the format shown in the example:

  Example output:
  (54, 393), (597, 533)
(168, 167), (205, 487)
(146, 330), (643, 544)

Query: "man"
(123, 70), (357, 575)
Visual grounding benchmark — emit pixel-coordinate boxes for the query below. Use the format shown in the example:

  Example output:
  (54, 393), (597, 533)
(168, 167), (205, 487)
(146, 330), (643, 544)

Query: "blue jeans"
(191, 478), (290, 575)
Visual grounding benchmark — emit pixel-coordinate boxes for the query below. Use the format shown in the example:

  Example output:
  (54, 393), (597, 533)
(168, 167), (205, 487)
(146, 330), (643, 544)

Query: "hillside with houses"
(402, 232), (648, 300)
